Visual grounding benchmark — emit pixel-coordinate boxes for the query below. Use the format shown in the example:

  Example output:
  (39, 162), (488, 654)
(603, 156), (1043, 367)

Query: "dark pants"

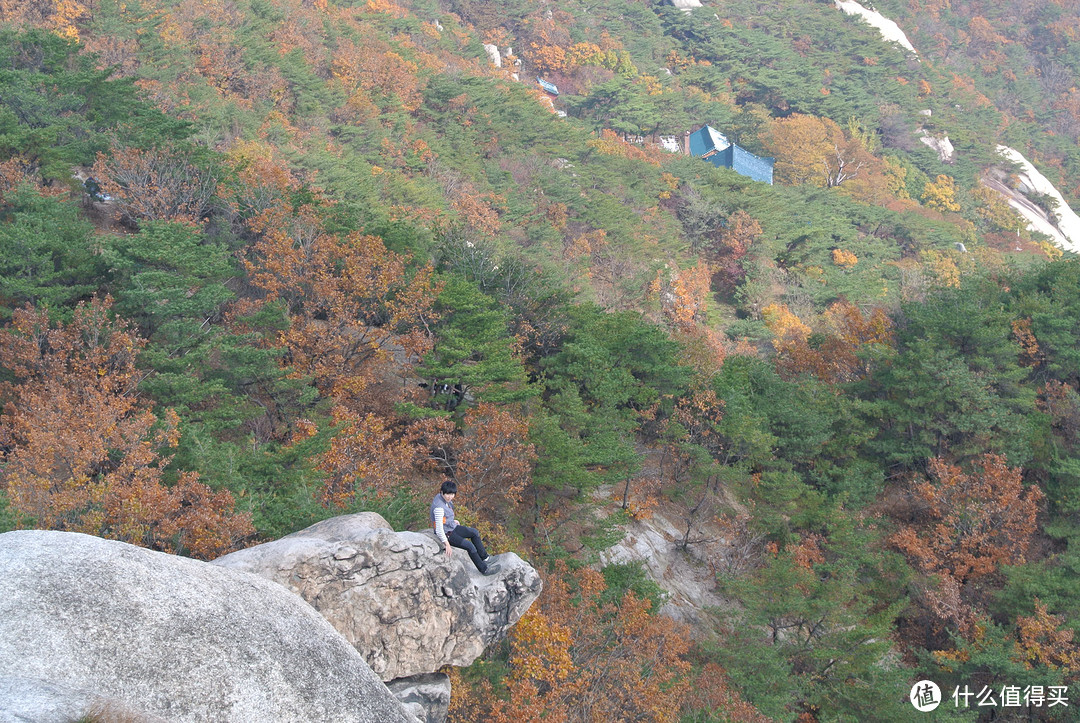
(448, 525), (489, 572)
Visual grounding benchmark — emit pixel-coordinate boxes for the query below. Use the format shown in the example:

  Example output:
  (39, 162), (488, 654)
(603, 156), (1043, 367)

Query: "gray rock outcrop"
(0, 530), (419, 723)
(386, 674), (452, 723)
(214, 512), (543, 681)
(601, 507), (730, 628)
(0, 675), (167, 723)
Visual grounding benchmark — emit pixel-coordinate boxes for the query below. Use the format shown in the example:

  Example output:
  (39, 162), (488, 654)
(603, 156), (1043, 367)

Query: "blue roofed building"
(536, 77), (559, 96)
(686, 125), (774, 185)
(688, 125), (729, 158)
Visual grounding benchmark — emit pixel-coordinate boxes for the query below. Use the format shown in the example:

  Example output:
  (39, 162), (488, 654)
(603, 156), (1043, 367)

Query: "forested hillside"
(2, 0), (1080, 720)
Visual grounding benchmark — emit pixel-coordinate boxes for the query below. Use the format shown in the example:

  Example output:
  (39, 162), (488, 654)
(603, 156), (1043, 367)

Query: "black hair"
(440, 480), (458, 495)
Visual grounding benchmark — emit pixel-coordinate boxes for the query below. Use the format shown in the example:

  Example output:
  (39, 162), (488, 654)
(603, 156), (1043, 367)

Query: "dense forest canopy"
(2, 0), (1080, 719)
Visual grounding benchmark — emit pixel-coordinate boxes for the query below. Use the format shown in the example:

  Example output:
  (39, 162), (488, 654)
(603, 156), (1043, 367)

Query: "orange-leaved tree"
(0, 156), (67, 201)
(921, 174), (962, 212)
(332, 35), (423, 112)
(407, 402), (535, 523)
(773, 299), (893, 383)
(711, 209), (762, 294)
(1016, 599), (1080, 672)
(890, 455), (1042, 586)
(656, 260), (712, 331)
(453, 403), (535, 516)
(762, 302), (811, 347)
(317, 409), (417, 507)
(0, 298), (253, 558)
(764, 113), (874, 188)
(241, 203), (441, 412)
(237, 196), (441, 506)
(225, 139), (302, 221)
(0, 0), (87, 39)
(451, 562), (697, 723)
(889, 454), (1043, 641)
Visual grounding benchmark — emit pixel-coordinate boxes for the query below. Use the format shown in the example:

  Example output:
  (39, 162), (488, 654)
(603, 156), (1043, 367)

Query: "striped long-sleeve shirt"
(431, 493), (457, 543)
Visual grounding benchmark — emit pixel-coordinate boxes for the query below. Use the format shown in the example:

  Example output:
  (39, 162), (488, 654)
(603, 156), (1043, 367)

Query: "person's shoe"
(481, 563), (501, 576)
(481, 555), (491, 562)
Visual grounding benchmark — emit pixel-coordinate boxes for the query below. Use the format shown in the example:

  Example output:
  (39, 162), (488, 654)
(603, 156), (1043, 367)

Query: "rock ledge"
(215, 512), (543, 681)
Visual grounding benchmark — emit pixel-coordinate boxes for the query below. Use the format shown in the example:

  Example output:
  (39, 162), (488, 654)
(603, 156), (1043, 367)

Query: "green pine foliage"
(0, 185), (104, 316)
(416, 274), (535, 411)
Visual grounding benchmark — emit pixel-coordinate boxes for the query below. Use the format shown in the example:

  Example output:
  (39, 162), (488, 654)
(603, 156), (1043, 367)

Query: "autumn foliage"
(408, 402), (535, 522)
(0, 298), (253, 558)
(451, 562), (702, 723)
(91, 141), (218, 226)
(235, 191), (442, 505)
(890, 455), (1042, 586)
(3, 2), (1078, 717)
(656, 259), (711, 330)
(587, 129), (666, 166)
(226, 140), (302, 220)
(762, 302), (811, 346)
(0, 0), (86, 40)
(764, 114), (876, 189)
(890, 455), (1043, 639)
(1017, 600), (1080, 673)
(711, 209), (761, 294)
(317, 409), (415, 507)
(921, 174), (962, 213)
(332, 36), (424, 113)
(452, 403), (535, 515)
(240, 202), (440, 413)
(0, 155), (65, 200)
(771, 300), (894, 383)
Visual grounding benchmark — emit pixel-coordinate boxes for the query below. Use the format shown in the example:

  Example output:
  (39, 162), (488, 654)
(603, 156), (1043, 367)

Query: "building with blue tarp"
(686, 125), (774, 185)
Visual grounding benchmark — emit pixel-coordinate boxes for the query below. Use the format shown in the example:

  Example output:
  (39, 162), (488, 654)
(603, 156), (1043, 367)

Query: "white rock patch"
(994, 146), (1080, 252)
(834, 0), (918, 56)
(919, 130), (955, 162)
(215, 512), (542, 681)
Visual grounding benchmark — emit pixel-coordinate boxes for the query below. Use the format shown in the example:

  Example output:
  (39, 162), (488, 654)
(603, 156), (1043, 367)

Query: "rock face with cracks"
(0, 530), (419, 723)
(386, 673), (452, 723)
(214, 512), (543, 681)
(601, 507), (730, 627)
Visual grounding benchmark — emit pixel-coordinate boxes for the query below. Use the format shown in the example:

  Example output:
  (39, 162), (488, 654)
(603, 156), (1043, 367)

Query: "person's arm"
(434, 506), (452, 556)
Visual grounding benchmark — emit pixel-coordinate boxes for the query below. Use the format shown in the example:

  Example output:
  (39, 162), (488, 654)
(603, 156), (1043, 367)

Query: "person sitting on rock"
(431, 481), (500, 576)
